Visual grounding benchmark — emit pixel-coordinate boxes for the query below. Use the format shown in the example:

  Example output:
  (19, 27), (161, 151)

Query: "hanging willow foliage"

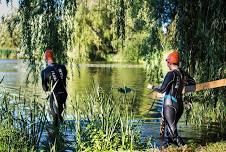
(176, 0), (226, 105)
(17, 0), (77, 83)
(140, 0), (166, 83)
(161, 0), (226, 105)
(143, 0), (225, 103)
(67, 0), (136, 61)
(176, 0), (226, 79)
(115, 0), (125, 43)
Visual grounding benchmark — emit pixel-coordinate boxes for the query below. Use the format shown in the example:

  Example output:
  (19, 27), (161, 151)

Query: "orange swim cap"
(44, 48), (54, 60)
(166, 50), (179, 65)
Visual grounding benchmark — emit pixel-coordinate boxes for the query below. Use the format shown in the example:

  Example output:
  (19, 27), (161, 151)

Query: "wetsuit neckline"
(171, 68), (180, 72)
(48, 62), (56, 66)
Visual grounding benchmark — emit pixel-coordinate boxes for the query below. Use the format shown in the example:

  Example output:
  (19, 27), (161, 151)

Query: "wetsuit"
(41, 63), (67, 126)
(153, 68), (195, 146)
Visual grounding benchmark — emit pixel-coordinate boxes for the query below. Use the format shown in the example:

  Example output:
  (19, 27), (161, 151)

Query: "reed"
(72, 86), (147, 151)
(188, 97), (226, 130)
(0, 86), (48, 151)
(0, 84), (151, 151)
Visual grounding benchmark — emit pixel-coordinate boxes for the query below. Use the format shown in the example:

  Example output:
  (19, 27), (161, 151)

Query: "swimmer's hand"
(147, 84), (154, 90)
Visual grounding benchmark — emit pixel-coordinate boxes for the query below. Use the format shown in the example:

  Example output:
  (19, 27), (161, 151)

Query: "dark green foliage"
(16, 0), (77, 83)
(176, 0), (226, 80)
(175, 0), (226, 107)
(70, 0), (125, 61)
(142, 26), (164, 83)
(0, 49), (17, 59)
(115, 0), (126, 41)
(0, 126), (30, 151)
(0, 13), (21, 50)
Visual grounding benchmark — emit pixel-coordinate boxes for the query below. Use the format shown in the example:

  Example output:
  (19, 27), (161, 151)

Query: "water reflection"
(67, 64), (148, 116)
(0, 60), (150, 116)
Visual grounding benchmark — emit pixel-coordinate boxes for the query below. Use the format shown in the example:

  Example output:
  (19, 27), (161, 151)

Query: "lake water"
(0, 59), (150, 116)
(0, 59), (225, 150)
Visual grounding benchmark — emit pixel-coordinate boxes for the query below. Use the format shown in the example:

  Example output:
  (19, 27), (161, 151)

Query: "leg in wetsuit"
(49, 92), (67, 126)
(163, 97), (184, 146)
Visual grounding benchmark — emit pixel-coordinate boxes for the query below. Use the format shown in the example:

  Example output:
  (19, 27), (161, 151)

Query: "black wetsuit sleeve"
(41, 70), (48, 91)
(62, 65), (67, 87)
(153, 72), (175, 93)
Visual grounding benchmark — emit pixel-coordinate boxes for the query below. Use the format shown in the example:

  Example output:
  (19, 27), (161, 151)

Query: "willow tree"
(0, 13), (21, 50)
(175, 0), (226, 79)
(67, 0), (126, 61)
(11, 0), (76, 83)
(176, 0), (226, 106)
(67, 0), (161, 62)
(137, 0), (168, 83)
(155, 0), (226, 106)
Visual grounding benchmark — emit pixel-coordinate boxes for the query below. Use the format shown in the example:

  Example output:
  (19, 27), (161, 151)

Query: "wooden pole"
(148, 78), (226, 100)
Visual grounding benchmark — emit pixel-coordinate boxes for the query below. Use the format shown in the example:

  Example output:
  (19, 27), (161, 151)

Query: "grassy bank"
(163, 141), (226, 152)
(196, 141), (226, 152)
(0, 48), (18, 59)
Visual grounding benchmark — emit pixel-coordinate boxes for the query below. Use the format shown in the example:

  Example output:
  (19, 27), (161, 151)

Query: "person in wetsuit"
(147, 51), (195, 146)
(41, 48), (67, 127)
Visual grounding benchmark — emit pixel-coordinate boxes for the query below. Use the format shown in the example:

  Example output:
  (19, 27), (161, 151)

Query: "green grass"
(0, 86), (48, 151)
(197, 141), (226, 152)
(0, 84), (153, 151)
(161, 141), (226, 152)
(0, 48), (18, 59)
(188, 99), (226, 128)
(71, 86), (152, 151)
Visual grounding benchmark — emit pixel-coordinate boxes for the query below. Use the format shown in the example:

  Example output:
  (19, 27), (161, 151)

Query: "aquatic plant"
(188, 96), (226, 128)
(0, 84), (153, 151)
(0, 86), (48, 151)
(72, 86), (151, 151)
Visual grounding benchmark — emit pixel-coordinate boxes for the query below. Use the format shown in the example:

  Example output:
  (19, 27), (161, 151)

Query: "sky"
(0, 0), (18, 17)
